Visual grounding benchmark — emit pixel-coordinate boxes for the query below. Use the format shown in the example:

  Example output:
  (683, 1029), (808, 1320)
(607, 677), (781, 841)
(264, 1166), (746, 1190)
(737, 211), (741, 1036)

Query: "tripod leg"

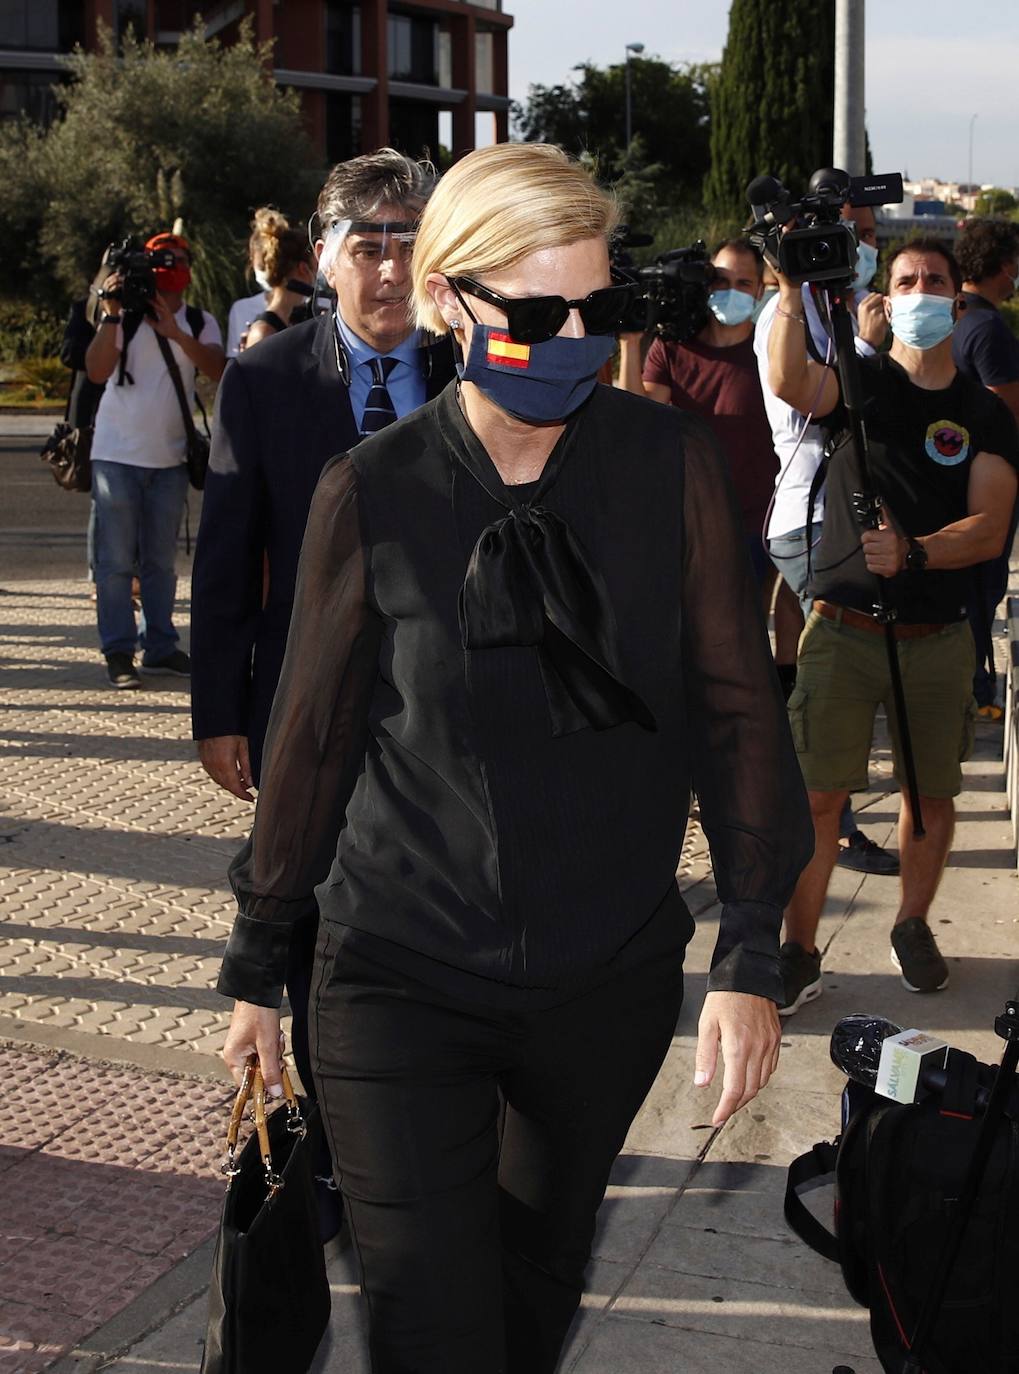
(882, 624), (925, 838)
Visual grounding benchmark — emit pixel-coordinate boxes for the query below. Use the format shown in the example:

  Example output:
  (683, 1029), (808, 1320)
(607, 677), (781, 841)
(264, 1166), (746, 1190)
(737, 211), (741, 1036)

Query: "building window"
(387, 12), (438, 85)
(389, 97), (438, 161)
(326, 92), (362, 164)
(0, 72), (59, 123)
(116, 1), (148, 40)
(326, 2), (361, 76)
(0, 0), (83, 49)
(475, 30), (494, 95)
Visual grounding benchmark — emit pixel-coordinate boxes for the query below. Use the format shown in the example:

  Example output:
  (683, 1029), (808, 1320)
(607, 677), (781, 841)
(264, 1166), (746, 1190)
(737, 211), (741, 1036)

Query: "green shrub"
(16, 356), (69, 397)
(0, 298), (65, 362)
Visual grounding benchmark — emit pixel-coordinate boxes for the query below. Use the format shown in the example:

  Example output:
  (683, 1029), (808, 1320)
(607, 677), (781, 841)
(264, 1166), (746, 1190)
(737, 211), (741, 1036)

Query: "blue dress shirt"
(334, 311), (428, 430)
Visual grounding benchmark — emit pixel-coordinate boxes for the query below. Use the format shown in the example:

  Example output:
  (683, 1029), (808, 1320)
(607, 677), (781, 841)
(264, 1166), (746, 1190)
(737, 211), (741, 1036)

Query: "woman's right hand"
(223, 1000), (283, 1096)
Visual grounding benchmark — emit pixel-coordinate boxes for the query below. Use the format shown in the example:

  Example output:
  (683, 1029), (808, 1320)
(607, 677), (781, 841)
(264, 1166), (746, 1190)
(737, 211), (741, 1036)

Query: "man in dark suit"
(190, 151), (455, 1199)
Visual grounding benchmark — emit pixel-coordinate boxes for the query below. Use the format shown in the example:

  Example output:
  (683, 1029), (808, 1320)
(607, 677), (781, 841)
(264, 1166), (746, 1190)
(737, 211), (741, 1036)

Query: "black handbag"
(155, 330), (212, 491)
(40, 371), (92, 492)
(200, 1057), (331, 1374)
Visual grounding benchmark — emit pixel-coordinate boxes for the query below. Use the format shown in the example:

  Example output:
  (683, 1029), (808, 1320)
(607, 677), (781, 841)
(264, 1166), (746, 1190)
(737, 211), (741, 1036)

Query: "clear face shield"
(313, 216), (419, 289)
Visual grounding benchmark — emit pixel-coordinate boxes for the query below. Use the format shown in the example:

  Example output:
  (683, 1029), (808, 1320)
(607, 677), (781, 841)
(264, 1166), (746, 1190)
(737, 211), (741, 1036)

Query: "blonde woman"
(219, 144), (811, 1373)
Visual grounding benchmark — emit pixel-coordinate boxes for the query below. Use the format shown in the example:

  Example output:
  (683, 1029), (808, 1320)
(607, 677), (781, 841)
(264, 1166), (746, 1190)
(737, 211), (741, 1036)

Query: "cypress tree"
(704, 0), (837, 221)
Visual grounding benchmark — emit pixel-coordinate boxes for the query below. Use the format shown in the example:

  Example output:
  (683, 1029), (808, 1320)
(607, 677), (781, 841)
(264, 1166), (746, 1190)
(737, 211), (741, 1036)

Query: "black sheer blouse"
(218, 382), (813, 1009)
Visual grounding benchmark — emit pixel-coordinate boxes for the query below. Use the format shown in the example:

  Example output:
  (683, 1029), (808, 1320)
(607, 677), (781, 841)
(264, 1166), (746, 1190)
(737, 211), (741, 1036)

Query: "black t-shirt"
(953, 292), (1019, 387)
(813, 353), (1019, 623)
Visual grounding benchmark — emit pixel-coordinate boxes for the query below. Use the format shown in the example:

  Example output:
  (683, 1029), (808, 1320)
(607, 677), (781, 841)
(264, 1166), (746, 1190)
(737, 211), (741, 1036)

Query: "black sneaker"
(105, 653), (141, 690)
(836, 830), (900, 876)
(139, 650), (191, 677)
(891, 918), (949, 993)
(778, 941), (823, 1017)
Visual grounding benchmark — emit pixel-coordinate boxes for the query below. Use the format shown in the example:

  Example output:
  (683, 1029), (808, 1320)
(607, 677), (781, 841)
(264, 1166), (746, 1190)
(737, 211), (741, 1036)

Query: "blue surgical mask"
(708, 288), (758, 327)
(751, 286), (778, 323)
(853, 241), (879, 290)
(456, 324), (615, 424)
(888, 293), (956, 350)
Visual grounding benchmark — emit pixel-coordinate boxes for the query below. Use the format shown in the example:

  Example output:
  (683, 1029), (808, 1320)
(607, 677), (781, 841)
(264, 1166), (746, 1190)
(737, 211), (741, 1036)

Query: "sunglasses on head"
(446, 273), (635, 345)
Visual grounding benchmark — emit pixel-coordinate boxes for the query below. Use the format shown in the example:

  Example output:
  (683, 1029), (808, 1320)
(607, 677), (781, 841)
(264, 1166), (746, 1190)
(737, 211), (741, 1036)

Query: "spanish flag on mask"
(486, 332), (531, 369)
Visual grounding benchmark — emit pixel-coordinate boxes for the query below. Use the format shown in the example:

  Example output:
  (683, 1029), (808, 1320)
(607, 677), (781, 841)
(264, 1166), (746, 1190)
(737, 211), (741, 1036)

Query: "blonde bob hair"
(412, 143), (619, 335)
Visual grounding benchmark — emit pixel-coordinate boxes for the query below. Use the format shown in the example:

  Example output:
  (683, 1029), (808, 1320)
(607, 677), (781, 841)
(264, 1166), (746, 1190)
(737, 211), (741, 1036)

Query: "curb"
(45, 1238), (217, 1374)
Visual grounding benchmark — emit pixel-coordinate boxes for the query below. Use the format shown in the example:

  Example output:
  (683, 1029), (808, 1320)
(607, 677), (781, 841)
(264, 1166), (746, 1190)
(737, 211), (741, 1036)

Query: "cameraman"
(86, 233), (225, 690)
(769, 236), (1018, 1008)
(618, 241), (775, 578)
(755, 201), (895, 886)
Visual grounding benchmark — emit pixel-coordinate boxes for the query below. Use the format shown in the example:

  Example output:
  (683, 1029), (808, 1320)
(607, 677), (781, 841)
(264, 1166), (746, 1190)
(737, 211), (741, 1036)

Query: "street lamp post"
(624, 41), (644, 151)
(968, 112), (978, 199)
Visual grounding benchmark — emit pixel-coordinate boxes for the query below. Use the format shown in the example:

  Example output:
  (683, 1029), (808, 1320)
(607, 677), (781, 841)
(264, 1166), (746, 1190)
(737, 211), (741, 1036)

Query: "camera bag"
(40, 370), (93, 492)
(785, 1054), (1019, 1373)
(155, 305), (212, 491)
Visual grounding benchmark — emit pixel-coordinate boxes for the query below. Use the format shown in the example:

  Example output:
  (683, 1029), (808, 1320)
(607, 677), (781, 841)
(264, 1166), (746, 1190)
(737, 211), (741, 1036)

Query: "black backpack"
(786, 1045), (1019, 1373)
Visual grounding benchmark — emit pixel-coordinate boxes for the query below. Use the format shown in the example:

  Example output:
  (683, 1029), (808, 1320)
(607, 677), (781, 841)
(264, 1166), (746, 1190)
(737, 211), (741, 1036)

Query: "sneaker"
(778, 941), (823, 1017)
(139, 650), (191, 677)
(836, 830), (900, 876)
(891, 918), (949, 993)
(105, 652), (141, 690)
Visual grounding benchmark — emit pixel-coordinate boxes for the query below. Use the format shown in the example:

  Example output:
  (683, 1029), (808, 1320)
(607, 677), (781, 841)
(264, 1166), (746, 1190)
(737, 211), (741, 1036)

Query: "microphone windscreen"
(830, 1014), (903, 1086)
(746, 175), (784, 209)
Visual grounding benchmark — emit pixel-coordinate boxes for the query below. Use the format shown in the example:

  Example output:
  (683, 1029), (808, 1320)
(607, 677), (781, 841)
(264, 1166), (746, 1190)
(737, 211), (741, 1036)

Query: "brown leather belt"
(812, 599), (949, 640)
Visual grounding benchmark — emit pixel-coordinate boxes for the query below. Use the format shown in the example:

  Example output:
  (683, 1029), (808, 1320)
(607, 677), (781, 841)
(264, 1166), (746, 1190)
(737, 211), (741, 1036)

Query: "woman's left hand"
(693, 990), (782, 1126)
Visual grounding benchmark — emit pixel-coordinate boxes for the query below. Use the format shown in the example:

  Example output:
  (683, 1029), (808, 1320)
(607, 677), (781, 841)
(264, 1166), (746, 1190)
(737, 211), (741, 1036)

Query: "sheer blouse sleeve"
(217, 456), (383, 1007)
(680, 418), (814, 1003)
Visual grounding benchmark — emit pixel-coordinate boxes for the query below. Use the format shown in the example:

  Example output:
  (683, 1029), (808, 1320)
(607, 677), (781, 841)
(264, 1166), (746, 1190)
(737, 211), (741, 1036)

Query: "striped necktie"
(360, 356), (398, 437)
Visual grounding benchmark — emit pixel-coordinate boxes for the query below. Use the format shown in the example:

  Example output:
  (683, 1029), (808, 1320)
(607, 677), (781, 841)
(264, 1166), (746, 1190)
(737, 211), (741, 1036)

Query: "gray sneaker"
(890, 918), (949, 993)
(778, 941), (823, 1017)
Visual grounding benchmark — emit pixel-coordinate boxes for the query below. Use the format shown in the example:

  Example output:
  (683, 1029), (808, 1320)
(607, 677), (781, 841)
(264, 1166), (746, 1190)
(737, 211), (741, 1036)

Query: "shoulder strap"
(154, 331), (198, 444)
(117, 312), (144, 387)
(784, 1141), (840, 1262)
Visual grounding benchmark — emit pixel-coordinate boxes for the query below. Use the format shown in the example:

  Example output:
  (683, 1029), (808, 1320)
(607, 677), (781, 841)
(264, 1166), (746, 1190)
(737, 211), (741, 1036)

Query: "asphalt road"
(0, 430), (202, 582)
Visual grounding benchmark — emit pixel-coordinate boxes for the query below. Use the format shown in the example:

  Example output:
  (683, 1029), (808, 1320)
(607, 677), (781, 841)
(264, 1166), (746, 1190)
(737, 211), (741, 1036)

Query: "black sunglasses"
(447, 273), (635, 345)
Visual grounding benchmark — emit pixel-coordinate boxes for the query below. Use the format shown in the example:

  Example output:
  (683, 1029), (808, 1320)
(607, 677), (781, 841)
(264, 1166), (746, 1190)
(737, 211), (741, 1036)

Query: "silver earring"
(450, 319), (462, 330)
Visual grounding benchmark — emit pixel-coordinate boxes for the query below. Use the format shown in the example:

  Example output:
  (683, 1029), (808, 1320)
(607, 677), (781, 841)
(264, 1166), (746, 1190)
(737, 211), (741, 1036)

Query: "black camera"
(97, 238), (177, 315)
(746, 168), (903, 286)
(611, 229), (716, 342)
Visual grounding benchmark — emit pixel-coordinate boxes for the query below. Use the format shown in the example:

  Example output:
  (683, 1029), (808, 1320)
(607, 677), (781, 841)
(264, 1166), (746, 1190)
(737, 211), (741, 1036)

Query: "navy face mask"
(456, 323), (616, 424)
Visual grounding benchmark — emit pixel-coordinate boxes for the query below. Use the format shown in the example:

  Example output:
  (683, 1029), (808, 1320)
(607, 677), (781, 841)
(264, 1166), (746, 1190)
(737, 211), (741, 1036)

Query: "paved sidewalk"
(2, 566), (1017, 1374)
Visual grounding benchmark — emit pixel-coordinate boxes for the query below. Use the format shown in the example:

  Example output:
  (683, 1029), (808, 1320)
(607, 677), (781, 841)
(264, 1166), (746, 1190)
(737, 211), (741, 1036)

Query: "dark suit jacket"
(190, 311), (456, 780)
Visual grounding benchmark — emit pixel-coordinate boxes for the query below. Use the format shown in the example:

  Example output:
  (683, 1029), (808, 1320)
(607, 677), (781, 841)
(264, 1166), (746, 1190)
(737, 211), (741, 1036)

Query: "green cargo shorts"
(788, 610), (977, 798)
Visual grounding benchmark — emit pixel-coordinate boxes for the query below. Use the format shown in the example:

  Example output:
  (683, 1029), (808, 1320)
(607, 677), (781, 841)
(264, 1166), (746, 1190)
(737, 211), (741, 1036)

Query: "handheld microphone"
(829, 1014), (903, 1088)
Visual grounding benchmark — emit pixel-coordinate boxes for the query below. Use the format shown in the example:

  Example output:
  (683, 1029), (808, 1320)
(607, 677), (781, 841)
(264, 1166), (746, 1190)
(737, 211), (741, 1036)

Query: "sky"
(504, 0), (1019, 191)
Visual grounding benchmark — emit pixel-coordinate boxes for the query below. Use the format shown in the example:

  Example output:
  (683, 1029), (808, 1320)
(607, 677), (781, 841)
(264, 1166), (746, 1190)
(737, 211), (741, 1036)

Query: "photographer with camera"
(86, 232), (225, 690)
(768, 235), (1018, 1009)
(755, 198), (896, 886)
(617, 238), (804, 675)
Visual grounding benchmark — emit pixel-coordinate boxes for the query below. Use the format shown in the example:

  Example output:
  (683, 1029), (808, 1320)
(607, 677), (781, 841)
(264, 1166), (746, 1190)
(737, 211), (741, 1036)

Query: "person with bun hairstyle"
(215, 143), (811, 1372)
(241, 207), (317, 350)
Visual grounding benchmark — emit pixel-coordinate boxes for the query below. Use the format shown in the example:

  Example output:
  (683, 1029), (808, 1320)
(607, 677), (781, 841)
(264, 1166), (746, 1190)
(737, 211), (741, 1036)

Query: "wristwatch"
(905, 537), (928, 572)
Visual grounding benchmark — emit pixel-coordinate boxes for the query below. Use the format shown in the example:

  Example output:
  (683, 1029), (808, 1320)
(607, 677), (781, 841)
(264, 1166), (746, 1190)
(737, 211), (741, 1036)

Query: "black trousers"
(309, 923), (685, 1374)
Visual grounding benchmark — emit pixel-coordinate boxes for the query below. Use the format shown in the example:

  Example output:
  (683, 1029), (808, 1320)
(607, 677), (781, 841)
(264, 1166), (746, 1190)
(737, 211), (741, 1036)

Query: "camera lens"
(807, 240), (833, 265)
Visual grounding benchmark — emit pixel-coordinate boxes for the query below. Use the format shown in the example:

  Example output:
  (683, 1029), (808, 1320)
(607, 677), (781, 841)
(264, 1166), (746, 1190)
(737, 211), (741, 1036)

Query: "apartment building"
(0, 1), (514, 162)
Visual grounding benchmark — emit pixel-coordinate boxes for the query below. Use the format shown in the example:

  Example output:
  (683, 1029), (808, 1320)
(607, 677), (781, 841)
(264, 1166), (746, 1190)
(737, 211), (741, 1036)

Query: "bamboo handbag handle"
(220, 1053), (306, 1198)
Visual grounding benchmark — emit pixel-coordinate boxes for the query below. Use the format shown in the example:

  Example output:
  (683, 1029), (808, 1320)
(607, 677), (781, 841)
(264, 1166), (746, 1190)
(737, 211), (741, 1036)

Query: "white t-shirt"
(226, 290), (268, 357)
(754, 286), (876, 539)
(91, 306), (222, 470)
